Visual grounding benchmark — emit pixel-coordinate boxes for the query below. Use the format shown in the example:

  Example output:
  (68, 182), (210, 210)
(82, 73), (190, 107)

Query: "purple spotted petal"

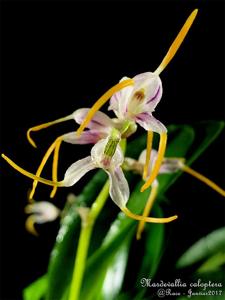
(133, 72), (163, 112)
(106, 167), (130, 209)
(73, 108), (114, 130)
(135, 113), (167, 134)
(62, 130), (105, 145)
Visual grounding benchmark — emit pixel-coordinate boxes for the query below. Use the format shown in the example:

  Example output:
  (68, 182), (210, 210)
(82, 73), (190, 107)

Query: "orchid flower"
(75, 9), (198, 194)
(124, 149), (225, 239)
(1, 132), (177, 225)
(24, 77), (134, 201)
(28, 108), (117, 200)
(108, 74), (167, 187)
(28, 107), (138, 201)
(25, 201), (60, 236)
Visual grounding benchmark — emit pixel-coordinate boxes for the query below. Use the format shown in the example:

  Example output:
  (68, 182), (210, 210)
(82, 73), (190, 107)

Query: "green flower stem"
(68, 180), (110, 300)
(68, 139), (126, 300)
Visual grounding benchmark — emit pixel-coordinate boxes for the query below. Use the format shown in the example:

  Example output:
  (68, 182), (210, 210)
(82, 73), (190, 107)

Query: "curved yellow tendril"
(182, 165), (225, 197)
(143, 131), (153, 180)
(121, 206), (178, 223)
(136, 183), (158, 240)
(1, 154), (62, 187)
(28, 138), (60, 201)
(50, 138), (63, 198)
(27, 114), (73, 148)
(25, 215), (38, 236)
(154, 9), (198, 75)
(76, 79), (134, 136)
(141, 132), (167, 192)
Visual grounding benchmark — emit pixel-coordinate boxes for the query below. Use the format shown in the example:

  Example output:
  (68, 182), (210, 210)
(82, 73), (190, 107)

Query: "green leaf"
(198, 252), (225, 273)
(176, 227), (225, 269)
(138, 205), (164, 278)
(23, 274), (47, 300)
(83, 234), (133, 300)
(116, 294), (132, 300)
(81, 181), (151, 300)
(80, 208), (135, 300)
(101, 242), (130, 300)
(134, 205), (164, 300)
(188, 121), (225, 165)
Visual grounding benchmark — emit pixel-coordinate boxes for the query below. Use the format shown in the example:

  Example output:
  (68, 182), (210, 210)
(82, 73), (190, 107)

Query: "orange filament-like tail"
(50, 138), (63, 198)
(143, 131), (153, 180)
(182, 165), (225, 197)
(154, 9), (198, 75)
(136, 183), (158, 240)
(27, 114), (73, 148)
(122, 207), (178, 223)
(76, 79), (134, 136)
(29, 140), (57, 200)
(29, 137), (63, 201)
(141, 132), (167, 192)
(1, 154), (62, 187)
(25, 215), (38, 236)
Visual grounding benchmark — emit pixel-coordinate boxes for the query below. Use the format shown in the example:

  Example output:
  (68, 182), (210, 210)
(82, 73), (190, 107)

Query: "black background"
(0, 0), (224, 299)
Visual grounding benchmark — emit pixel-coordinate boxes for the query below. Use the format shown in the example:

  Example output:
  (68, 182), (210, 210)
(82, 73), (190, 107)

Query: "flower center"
(127, 88), (146, 117)
(134, 89), (145, 102)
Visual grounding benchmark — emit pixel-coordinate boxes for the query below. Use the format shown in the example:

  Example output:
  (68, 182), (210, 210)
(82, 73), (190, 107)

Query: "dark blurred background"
(0, 0), (224, 299)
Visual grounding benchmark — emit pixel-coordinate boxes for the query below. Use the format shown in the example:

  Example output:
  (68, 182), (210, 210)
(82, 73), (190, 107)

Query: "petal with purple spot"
(133, 72), (163, 112)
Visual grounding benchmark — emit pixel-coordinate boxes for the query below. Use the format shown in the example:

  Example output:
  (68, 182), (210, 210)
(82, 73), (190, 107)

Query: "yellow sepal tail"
(154, 9), (198, 75)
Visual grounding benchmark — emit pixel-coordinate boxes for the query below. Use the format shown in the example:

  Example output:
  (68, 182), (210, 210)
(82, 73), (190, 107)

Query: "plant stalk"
(68, 181), (109, 300)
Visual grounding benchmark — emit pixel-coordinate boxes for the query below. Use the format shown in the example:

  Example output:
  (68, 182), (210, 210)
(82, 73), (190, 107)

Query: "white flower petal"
(133, 72), (162, 112)
(109, 77), (133, 119)
(63, 156), (96, 187)
(135, 113), (167, 134)
(62, 130), (105, 144)
(109, 73), (162, 123)
(138, 149), (158, 166)
(91, 139), (107, 165)
(159, 158), (184, 174)
(107, 167), (129, 209)
(73, 108), (114, 130)
(138, 149), (158, 177)
(138, 149), (183, 176)
(111, 145), (124, 167)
